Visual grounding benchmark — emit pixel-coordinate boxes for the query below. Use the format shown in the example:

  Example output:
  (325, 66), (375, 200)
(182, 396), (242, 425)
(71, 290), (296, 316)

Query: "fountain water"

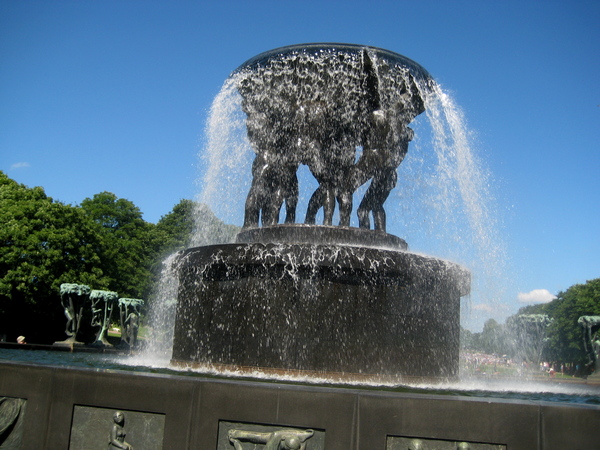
(2, 44), (598, 450)
(169, 44), (475, 381)
(2, 44), (597, 450)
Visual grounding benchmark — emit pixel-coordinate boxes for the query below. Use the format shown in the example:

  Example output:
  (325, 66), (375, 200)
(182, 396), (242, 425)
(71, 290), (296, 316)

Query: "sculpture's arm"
(109, 425), (132, 449)
(228, 429), (270, 444)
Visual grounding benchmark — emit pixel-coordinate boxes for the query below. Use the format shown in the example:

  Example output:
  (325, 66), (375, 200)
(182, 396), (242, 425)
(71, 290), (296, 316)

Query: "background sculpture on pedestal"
(578, 315), (600, 376)
(118, 298), (144, 349)
(56, 283), (91, 345)
(90, 290), (119, 347)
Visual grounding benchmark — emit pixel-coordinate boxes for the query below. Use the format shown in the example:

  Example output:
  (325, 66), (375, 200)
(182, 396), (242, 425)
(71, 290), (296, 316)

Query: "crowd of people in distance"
(460, 351), (586, 378)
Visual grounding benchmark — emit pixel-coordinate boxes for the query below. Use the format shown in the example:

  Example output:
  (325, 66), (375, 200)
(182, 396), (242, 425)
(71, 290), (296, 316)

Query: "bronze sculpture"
(578, 315), (600, 375)
(228, 428), (314, 450)
(234, 44), (429, 232)
(108, 411), (133, 450)
(171, 44), (470, 381)
(118, 298), (144, 349)
(90, 290), (118, 347)
(57, 283), (91, 344)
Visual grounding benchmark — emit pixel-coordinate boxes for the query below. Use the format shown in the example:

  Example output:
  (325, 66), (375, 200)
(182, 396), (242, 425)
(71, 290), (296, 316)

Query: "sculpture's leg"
(119, 307), (128, 346)
(228, 429), (271, 445)
(244, 155), (271, 228)
(243, 183), (262, 228)
(96, 301), (110, 345)
(75, 305), (84, 337)
(262, 190), (281, 226)
(337, 190), (353, 227)
(305, 186), (323, 225)
(322, 187), (335, 226)
(358, 168), (397, 232)
(284, 171), (299, 224)
(284, 200), (296, 224)
(373, 168), (398, 232)
(357, 188), (374, 229)
(63, 296), (74, 337)
(373, 206), (387, 232)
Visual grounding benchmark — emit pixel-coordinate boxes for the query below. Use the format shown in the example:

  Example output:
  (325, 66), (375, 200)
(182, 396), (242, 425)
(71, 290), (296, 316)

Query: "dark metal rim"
(234, 42), (432, 81)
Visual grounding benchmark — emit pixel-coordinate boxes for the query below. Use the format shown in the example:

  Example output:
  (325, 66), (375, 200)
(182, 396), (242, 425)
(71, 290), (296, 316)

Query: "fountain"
(171, 44), (470, 381)
(1, 44), (597, 450)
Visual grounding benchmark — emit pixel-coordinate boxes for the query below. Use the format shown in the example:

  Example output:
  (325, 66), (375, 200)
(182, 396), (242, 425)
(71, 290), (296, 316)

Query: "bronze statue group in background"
(578, 315), (600, 375)
(56, 283), (143, 349)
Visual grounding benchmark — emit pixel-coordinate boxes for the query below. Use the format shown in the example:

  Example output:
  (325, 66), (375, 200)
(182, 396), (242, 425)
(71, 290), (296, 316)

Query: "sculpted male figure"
(354, 109), (413, 232)
(228, 428), (314, 450)
(242, 94), (299, 228)
(300, 101), (355, 227)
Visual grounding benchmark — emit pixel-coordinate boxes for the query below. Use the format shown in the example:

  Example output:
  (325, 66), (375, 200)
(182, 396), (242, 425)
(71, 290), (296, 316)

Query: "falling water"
(134, 252), (180, 365)
(419, 82), (507, 324)
(193, 77), (249, 243)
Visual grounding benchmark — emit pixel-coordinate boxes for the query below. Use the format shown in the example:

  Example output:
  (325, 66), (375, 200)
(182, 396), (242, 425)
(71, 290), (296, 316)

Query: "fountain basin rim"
(234, 42), (433, 83)
(170, 360), (460, 385)
(176, 240), (471, 297)
(236, 224), (408, 251)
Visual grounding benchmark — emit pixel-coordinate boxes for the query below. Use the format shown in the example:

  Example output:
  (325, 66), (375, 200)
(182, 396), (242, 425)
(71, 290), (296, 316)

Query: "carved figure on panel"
(108, 411), (133, 450)
(228, 428), (314, 450)
(0, 397), (26, 448)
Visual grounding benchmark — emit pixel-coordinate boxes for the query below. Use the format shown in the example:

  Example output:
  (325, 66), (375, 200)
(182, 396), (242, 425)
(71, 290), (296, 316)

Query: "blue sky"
(1, 1), (599, 330)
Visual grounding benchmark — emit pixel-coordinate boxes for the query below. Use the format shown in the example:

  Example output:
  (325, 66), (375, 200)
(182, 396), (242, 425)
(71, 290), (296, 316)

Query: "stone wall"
(0, 361), (598, 449)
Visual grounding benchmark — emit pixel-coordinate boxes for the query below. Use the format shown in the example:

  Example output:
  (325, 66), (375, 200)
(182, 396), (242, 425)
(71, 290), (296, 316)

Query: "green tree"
(477, 318), (507, 355)
(543, 279), (600, 363)
(152, 199), (196, 257)
(191, 203), (240, 247)
(460, 326), (475, 350)
(149, 200), (240, 261)
(80, 192), (154, 300)
(0, 172), (108, 342)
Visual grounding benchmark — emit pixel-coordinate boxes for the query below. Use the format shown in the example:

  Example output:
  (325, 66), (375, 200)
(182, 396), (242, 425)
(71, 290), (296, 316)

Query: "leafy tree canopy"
(0, 171), (108, 342)
(0, 173), (243, 344)
(540, 278), (600, 362)
(80, 191), (155, 300)
(152, 199), (197, 257)
(466, 278), (600, 366)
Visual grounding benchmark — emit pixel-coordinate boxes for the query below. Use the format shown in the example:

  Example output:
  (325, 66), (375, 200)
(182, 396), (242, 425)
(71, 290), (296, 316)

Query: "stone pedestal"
(171, 226), (469, 380)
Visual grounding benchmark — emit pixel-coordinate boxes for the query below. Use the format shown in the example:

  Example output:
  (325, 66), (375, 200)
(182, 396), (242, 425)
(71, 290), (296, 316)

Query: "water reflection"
(2, 348), (598, 406)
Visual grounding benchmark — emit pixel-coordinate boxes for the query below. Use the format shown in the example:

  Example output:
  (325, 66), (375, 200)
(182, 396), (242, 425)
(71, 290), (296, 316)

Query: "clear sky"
(1, 1), (599, 330)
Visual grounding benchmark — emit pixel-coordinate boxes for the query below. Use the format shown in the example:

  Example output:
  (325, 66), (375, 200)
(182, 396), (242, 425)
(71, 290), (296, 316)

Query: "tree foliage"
(152, 199), (196, 257)
(80, 192), (154, 299)
(538, 279), (600, 362)
(476, 319), (508, 355)
(465, 279), (600, 366)
(0, 172), (108, 342)
(0, 172), (239, 343)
